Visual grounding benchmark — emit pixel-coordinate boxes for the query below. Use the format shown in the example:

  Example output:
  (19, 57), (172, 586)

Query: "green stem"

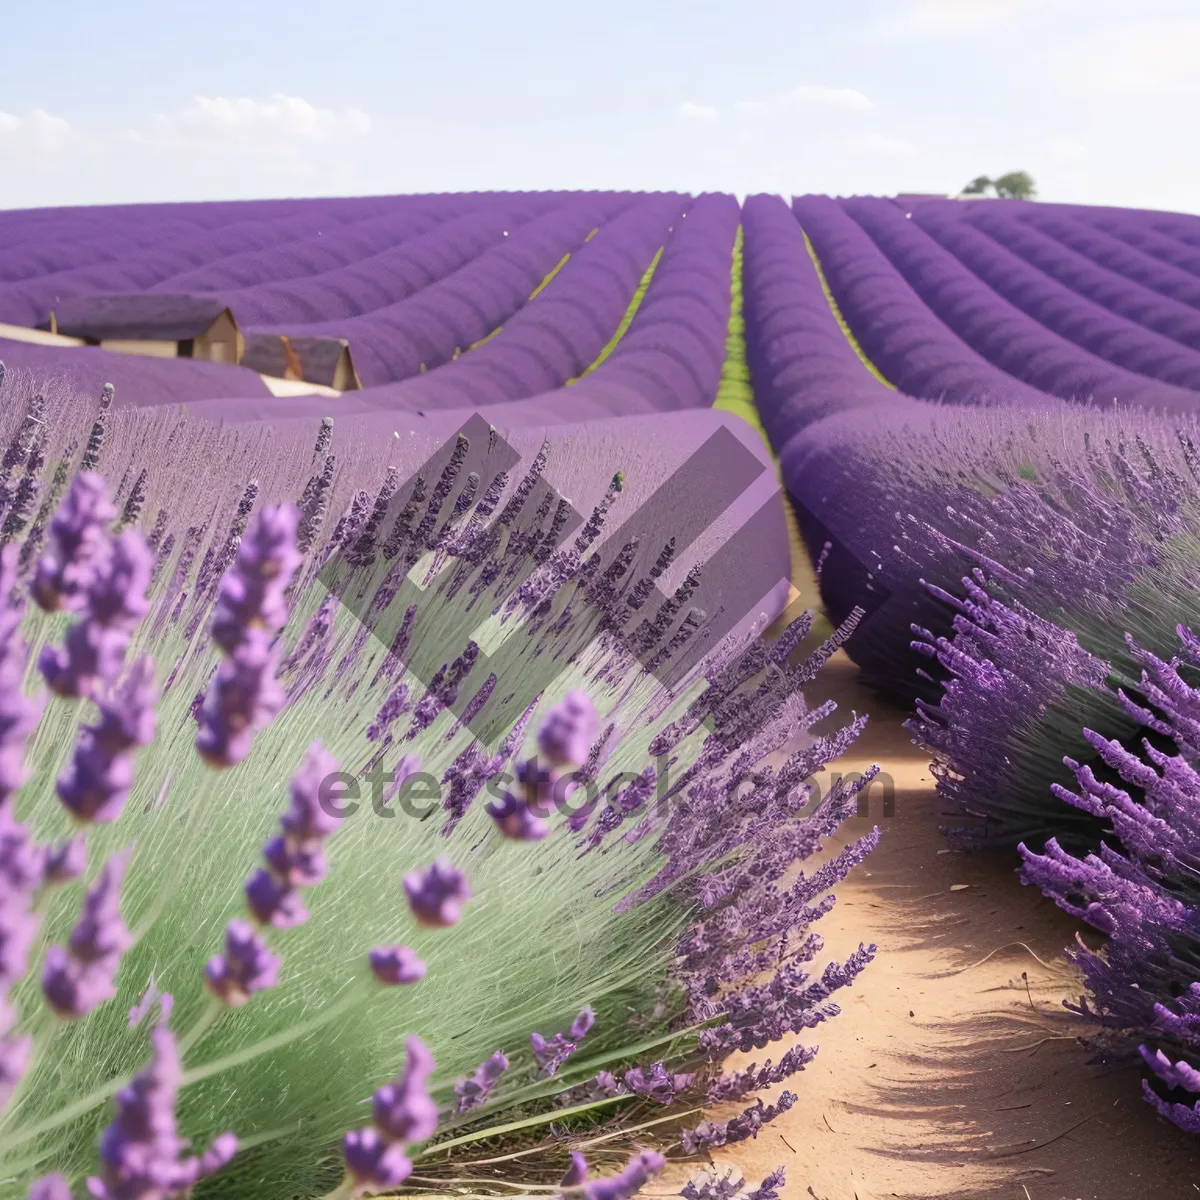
(177, 996), (222, 1061)
(0, 981), (368, 1159)
(314, 1175), (355, 1200)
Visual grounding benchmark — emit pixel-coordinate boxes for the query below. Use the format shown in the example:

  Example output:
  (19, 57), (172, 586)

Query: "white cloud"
(789, 85), (874, 112)
(676, 102), (717, 121)
(846, 131), (917, 157)
(138, 93), (372, 151)
(877, 0), (1035, 38)
(1054, 19), (1200, 99)
(0, 108), (72, 150)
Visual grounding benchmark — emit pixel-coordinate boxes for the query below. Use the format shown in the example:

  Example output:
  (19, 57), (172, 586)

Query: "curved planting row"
(791, 194), (1052, 407)
(910, 203), (1200, 386)
(0, 199), (451, 321)
(740, 193), (895, 449)
(1082, 208), (1200, 280)
(254, 198), (633, 387)
(213, 202), (555, 327)
(944, 202), (1200, 347)
(324, 194), (680, 413)
(839, 195), (1200, 411)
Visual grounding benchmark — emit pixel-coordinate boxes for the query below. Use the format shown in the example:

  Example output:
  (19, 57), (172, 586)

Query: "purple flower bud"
(371, 1035), (438, 1143)
(454, 1050), (508, 1113)
(42, 836), (86, 885)
(486, 788), (550, 841)
(89, 1009), (237, 1198)
(569, 1006), (595, 1041)
(31, 472), (116, 613)
(261, 835), (327, 888)
(561, 1152), (589, 1187)
(0, 546), (43, 809)
(278, 742), (342, 841)
(195, 631), (286, 769)
(369, 946), (426, 986)
(42, 849), (132, 1018)
(26, 1173), (70, 1200)
(342, 1126), (413, 1196)
(39, 533), (152, 699)
(210, 505), (302, 654)
(204, 919), (281, 1006)
(537, 691), (598, 768)
(403, 857), (470, 928)
(571, 1151), (665, 1200)
(56, 657), (157, 824)
(0, 807), (47, 896)
(244, 868), (308, 929)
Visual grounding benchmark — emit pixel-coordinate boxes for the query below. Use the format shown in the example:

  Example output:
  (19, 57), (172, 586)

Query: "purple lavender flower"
(343, 1035), (436, 1192)
(0, 545), (43, 809)
(241, 743), (341, 927)
(369, 946), (426, 986)
(342, 1127), (413, 1196)
(26, 1174), (71, 1200)
(623, 1062), (694, 1104)
(210, 505), (302, 654)
(56, 657), (157, 824)
(88, 1006), (237, 1199)
(372, 1036), (438, 1142)
(561, 1150), (665, 1200)
(454, 1050), (508, 1113)
(561, 1152), (589, 1187)
(195, 630), (286, 769)
(42, 849), (133, 1018)
(530, 1007), (593, 1078)
(31, 472), (116, 613)
(40, 531), (152, 699)
(403, 858), (470, 928)
(42, 837), (86, 886)
(204, 919), (281, 1007)
(538, 691), (598, 768)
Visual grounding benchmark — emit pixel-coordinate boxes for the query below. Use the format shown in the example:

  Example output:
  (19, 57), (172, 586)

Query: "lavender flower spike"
(204, 919), (281, 1006)
(42, 849), (133, 1018)
(369, 946), (426, 986)
(88, 1002), (237, 1199)
(403, 857), (470, 928)
(211, 504), (303, 654)
(371, 1036), (439, 1142)
(0, 545), (43, 809)
(454, 1050), (508, 1113)
(561, 1151), (665, 1200)
(57, 656), (157, 824)
(538, 691), (599, 768)
(561, 1153), (589, 1187)
(31, 471), (116, 613)
(195, 630), (286, 769)
(26, 1174), (71, 1200)
(40, 531), (152, 699)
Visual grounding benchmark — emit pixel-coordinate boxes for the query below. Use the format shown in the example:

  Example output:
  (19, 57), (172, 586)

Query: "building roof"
(44, 293), (234, 342)
(240, 333), (360, 389)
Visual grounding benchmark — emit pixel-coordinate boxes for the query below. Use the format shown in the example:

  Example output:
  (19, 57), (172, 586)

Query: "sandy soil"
(703, 520), (1200, 1200)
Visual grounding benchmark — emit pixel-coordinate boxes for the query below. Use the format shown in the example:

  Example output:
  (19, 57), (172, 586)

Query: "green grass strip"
(566, 247), (663, 385)
(713, 225), (770, 449)
(465, 246), (580, 353)
(800, 229), (895, 389)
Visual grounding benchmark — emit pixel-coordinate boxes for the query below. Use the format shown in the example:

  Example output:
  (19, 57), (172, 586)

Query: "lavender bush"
(1018, 625), (1200, 1133)
(0, 364), (876, 1197)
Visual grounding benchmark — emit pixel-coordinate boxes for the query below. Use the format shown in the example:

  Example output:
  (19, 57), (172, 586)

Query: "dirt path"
(709, 530), (1199, 1199)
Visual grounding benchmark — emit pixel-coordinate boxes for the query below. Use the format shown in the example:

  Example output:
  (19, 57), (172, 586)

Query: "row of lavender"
(743, 191), (1200, 1135)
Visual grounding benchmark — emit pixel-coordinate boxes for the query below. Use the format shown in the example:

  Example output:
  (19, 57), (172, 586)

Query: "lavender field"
(2, 188), (1200, 1199)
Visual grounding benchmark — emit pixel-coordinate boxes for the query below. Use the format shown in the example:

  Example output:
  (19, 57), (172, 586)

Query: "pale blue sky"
(3, 0), (1198, 213)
